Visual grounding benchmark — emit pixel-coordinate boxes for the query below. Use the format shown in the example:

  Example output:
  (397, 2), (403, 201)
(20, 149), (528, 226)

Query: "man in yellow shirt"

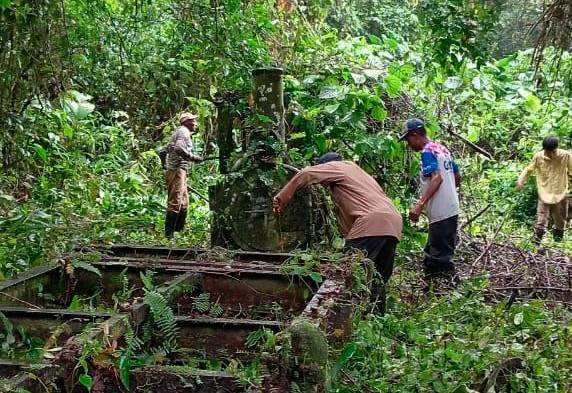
(517, 136), (572, 242)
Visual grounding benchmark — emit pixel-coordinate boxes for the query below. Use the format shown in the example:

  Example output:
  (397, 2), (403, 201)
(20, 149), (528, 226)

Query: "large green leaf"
(384, 74), (402, 97)
(351, 73), (366, 85)
(371, 105), (388, 121)
(319, 86), (343, 100)
(444, 76), (463, 90)
(523, 94), (541, 113)
(79, 374), (93, 391)
(33, 144), (48, 162)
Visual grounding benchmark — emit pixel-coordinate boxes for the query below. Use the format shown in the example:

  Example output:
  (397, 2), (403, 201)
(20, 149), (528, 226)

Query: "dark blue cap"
(399, 118), (425, 140)
(316, 152), (343, 164)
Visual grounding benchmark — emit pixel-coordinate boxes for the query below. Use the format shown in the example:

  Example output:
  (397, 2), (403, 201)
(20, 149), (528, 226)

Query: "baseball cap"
(179, 112), (198, 123)
(316, 152), (343, 164)
(399, 118), (425, 141)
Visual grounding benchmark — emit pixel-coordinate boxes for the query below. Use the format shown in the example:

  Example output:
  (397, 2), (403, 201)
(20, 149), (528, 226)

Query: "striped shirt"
(166, 126), (201, 170)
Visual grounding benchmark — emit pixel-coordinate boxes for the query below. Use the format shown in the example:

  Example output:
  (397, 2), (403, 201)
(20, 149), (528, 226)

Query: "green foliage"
(418, 0), (503, 74)
(246, 328), (277, 351)
(1, 0), (571, 388)
(0, 311), (15, 351)
(192, 292), (211, 313)
(119, 323), (143, 389)
(72, 261), (102, 277)
(144, 290), (179, 354)
(329, 277), (572, 392)
(191, 292), (224, 317)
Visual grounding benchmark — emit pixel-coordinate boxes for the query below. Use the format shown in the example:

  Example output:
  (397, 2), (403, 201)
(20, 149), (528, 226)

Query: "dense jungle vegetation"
(1, 0), (571, 392)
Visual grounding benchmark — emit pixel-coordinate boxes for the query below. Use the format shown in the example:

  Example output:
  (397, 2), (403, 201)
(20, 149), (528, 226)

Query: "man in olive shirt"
(164, 113), (203, 239)
(272, 152), (403, 312)
(517, 136), (571, 242)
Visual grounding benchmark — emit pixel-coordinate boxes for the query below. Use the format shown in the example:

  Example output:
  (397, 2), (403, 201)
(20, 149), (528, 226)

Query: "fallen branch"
(443, 100), (493, 160)
(491, 286), (571, 292)
(470, 212), (509, 271)
(446, 124), (493, 160)
(461, 203), (492, 229)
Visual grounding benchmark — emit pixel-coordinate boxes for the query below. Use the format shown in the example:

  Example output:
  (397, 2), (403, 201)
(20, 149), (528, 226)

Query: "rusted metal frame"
(131, 368), (243, 393)
(91, 259), (286, 278)
(0, 264), (58, 292)
(97, 244), (294, 262)
(301, 278), (360, 344)
(0, 306), (113, 319)
(174, 316), (283, 328)
(97, 256), (282, 273)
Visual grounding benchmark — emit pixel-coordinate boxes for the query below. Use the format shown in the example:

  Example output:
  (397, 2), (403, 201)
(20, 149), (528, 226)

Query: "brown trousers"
(166, 169), (188, 213)
(535, 198), (568, 232)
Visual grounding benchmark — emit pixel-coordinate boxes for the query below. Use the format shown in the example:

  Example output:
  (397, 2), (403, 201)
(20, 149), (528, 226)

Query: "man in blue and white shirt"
(400, 118), (461, 277)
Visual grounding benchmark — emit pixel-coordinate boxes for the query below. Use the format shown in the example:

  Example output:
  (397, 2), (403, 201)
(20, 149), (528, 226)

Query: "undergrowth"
(329, 274), (571, 392)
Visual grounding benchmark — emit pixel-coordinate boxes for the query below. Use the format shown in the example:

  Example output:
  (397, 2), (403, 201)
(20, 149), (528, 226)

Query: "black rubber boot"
(533, 228), (544, 245)
(370, 281), (387, 315)
(553, 229), (564, 242)
(174, 208), (187, 232)
(164, 211), (178, 239)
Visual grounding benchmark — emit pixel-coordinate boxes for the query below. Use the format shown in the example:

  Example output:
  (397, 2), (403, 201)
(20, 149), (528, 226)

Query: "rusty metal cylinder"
(251, 67), (285, 143)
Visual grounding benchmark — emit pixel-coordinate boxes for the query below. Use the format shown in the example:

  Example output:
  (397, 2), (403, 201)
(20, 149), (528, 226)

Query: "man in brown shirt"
(273, 152), (403, 312)
(164, 113), (203, 239)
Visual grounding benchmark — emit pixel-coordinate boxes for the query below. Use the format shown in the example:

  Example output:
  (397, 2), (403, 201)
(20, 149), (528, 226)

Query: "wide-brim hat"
(179, 112), (198, 123)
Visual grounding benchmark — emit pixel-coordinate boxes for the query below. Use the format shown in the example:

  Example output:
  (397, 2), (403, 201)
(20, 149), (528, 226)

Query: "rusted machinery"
(0, 69), (370, 392)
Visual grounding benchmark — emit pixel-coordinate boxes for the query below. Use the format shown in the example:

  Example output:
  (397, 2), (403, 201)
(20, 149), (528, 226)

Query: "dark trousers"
(345, 236), (398, 312)
(423, 215), (458, 276)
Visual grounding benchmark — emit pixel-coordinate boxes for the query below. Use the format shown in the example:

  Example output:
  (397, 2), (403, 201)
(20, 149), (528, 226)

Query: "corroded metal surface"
(0, 247), (366, 393)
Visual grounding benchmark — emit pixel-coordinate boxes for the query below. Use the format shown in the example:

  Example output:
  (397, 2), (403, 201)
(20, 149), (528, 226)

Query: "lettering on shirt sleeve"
(452, 161), (460, 174)
(421, 152), (439, 177)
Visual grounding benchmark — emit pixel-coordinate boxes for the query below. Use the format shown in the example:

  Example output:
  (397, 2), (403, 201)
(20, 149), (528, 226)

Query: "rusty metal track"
(95, 257), (283, 276)
(96, 244), (294, 263)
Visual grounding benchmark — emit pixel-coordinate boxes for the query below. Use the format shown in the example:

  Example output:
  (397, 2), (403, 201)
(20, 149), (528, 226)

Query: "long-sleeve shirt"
(166, 126), (201, 170)
(275, 161), (403, 240)
(518, 149), (572, 204)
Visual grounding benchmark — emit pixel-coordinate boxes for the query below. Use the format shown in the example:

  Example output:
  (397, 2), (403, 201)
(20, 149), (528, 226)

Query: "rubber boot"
(164, 211), (178, 239)
(370, 282), (387, 315)
(533, 228), (544, 245)
(552, 229), (564, 242)
(174, 208), (187, 232)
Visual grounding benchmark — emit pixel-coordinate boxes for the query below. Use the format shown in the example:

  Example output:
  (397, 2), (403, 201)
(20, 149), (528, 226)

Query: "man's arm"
(516, 157), (537, 189)
(273, 164), (344, 213)
(409, 151), (443, 222)
(409, 171), (443, 222)
(453, 161), (461, 188)
(171, 131), (203, 162)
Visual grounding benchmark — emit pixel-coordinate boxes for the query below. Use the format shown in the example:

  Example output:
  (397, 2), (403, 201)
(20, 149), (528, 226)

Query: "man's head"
(400, 118), (428, 152)
(315, 152), (343, 165)
(542, 136), (559, 158)
(179, 112), (198, 132)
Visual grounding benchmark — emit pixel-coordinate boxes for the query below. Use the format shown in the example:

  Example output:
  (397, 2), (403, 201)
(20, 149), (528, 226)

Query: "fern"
(0, 311), (15, 350)
(119, 323), (143, 389)
(72, 260), (101, 277)
(209, 303), (224, 318)
(112, 268), (134, 306)
(246, 329), (267, 348)
(193, 293), (211, 313)
(140, 270), (156, 291)
(144, 290), (179, 353)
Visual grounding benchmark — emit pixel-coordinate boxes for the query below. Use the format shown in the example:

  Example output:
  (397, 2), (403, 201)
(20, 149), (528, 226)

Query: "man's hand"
(272, 196), (284, 214)
(409, 203), (423, 222)
(516, 179), (524, 190)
